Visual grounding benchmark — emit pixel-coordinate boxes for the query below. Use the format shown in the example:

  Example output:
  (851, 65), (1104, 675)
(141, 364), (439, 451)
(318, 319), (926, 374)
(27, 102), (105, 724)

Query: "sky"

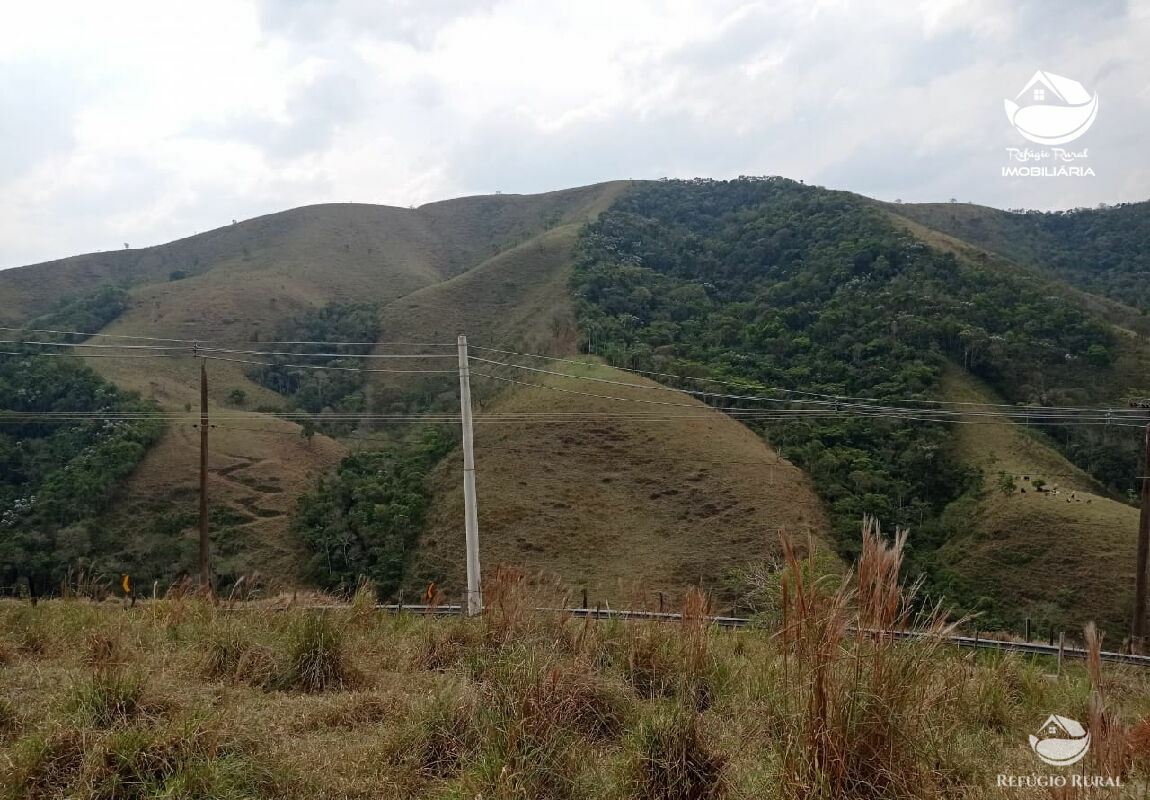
(0, 0), (1147, 268)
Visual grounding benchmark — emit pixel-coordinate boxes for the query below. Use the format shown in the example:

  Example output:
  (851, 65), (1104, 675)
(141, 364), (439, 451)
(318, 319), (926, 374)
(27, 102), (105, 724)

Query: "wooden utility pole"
(1134, 424), (1150, 652)
(457, 335), (482, 616)
(199, 360), (211, 591)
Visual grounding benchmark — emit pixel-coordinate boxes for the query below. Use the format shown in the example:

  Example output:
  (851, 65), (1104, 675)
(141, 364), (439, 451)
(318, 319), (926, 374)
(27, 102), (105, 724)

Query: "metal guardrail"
(361, 604), (1150, 668)
(877, 628), (1150, 668)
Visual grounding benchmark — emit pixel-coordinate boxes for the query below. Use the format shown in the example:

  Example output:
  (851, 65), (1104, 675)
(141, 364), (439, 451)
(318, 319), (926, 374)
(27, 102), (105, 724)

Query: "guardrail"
(359, 604), (1150, 668)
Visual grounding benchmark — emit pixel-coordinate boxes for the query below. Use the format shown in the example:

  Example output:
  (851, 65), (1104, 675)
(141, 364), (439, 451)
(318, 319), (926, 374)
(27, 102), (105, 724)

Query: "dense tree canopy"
(0, 353), (163, 593)
(246, 302), (379, 417)
(895, 201), (1150, 311)
(572, 178), (1122, 555)
(29, 285), (130, 340)
(293, 426), (456, 599)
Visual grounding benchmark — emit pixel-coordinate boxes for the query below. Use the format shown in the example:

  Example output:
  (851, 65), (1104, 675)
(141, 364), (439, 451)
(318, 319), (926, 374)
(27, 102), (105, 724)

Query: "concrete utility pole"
(457, 334), (483, 615)
(1134, 424), (1150, 651)
(199, 359), (212, 591)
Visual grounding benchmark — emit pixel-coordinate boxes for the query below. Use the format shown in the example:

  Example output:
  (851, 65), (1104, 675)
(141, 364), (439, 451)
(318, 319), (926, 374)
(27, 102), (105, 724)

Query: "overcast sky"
(1, 0), (1147, 268)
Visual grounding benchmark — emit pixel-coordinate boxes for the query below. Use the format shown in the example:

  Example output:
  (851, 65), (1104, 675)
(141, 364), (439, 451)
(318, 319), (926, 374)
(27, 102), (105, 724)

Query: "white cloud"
(0, 0), (1145, 267)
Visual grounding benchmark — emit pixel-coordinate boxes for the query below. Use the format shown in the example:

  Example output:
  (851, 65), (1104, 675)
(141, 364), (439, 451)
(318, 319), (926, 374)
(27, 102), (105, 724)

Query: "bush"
(278, 613), (353, 692)
(201, 622), (277, 689)
(3, 728), (87, 797)
(627, 710), (726, 800)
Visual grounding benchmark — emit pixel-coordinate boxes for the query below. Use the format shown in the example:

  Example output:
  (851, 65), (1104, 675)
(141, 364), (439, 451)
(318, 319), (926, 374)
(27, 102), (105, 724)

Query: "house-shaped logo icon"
(1004, 71), (1099, 145)
(1029, 714), (1091, 766)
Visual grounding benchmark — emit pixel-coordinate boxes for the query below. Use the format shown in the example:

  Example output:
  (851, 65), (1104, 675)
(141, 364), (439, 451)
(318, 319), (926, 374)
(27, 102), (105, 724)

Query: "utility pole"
(457, 335), (483, 615)
(1134, 424), (1150, 651)
(199, 359), (211, 592)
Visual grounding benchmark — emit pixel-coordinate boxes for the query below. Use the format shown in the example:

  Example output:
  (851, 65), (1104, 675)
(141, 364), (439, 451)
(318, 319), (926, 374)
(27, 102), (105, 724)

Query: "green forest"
(293, 426), (456, 599)
(893, 200), (1150, 311)
(246, 302), (379, 419)
(571, 178), (1130, 568)
(0, 353), (163, 595)
(27, 285), (131, 340)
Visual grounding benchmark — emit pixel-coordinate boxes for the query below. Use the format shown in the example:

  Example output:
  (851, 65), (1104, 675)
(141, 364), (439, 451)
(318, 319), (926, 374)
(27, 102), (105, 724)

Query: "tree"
(300, 419), (316, 442)
(996, 471), (1016, 495)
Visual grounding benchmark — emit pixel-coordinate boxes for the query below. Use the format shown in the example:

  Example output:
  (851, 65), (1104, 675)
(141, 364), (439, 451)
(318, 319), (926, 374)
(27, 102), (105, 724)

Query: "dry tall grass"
(2, 519), (1150, 798)
(777, 517), (964, 798)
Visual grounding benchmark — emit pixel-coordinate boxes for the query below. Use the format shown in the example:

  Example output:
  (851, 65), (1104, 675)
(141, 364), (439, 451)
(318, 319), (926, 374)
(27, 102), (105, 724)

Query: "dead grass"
(3, 529), (1150, 799)
(410, 361), (834, 613)
(775, 518), (964, 798)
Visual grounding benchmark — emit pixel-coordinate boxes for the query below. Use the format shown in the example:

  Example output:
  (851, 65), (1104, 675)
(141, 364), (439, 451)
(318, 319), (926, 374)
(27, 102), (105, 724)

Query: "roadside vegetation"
(2, 521), (1148, 799)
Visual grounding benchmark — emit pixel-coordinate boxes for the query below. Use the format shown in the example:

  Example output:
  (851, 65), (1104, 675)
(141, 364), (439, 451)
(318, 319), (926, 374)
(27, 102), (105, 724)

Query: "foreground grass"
(1, 560), (1149, 798)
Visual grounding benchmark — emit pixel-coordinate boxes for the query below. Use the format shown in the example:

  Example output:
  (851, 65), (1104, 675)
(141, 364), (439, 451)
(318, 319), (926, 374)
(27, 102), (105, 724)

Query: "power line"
(0, 339), (187, 351)
(468, 370), (1149, 427)
(201, 354), (457, 374)
(470, 344), (1141, 414)
(0, 326), (199, 343)
(0, 326), (457, 349)
(0, 350), (188, 360)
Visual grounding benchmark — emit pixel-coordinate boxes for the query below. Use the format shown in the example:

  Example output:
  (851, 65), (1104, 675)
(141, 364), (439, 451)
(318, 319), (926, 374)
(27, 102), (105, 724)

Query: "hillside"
(4, 176), (1150, 637)
(886, 199), (1150, 310)
(569, 176), (1150, 639)
(0, 183), (631, 327)
(407, 360), (831, 612)
(0, 184), (632, 593)
(931, 368), (1139, 633)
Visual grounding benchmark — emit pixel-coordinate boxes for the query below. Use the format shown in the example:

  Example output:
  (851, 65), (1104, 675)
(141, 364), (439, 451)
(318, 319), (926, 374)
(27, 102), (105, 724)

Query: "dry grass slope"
(935, 368), (1139, 634)
(0, 183), (630, 587)
(408, 361), (832, 612)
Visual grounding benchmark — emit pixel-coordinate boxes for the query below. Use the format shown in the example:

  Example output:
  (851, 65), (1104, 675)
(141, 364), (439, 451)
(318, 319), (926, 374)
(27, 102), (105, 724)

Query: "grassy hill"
(875, 206), (1150, 637)
(931, 368), (1139, 635)
(407, 360), (831, 613)
(0, 184), (633, 592)
(0, 182), (632, 327)
(5, 179), (832, 609)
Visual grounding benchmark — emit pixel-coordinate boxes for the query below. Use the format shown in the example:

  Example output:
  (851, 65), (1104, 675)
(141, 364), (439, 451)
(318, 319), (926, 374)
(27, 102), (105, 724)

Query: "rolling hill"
(407, 360), (830, 612)
(2, 176), (1149, 638)
(930, 368), (1140, 633)
(884, 199), (1150, 311)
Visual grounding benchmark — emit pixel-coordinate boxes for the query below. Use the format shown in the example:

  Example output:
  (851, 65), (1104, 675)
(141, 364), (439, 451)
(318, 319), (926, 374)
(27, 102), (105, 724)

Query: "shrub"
(203, 622), (279, 688)
(627, 710), (726, 800)
(278, 613), (353, 692)
(2, 728), (87, 797)
(66, 668), (151, 727)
